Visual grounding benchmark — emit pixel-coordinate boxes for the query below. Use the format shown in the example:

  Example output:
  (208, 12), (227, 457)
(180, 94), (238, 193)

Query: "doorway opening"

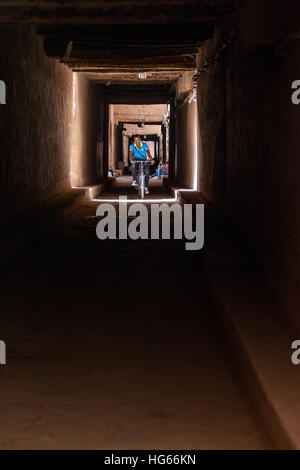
(108, 104), (169, 186)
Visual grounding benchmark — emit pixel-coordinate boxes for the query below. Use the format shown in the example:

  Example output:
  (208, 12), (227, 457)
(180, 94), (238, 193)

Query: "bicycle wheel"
(138, 173), (145, 199)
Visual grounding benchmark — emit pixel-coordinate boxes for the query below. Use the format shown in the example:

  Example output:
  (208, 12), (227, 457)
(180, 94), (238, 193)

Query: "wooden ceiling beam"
(71, 67), (192, 73)
(62, 56), (196, 68)
(0, 1), (234, 24)
(68, 46), (199, 60)
(37, 23), (215, 42)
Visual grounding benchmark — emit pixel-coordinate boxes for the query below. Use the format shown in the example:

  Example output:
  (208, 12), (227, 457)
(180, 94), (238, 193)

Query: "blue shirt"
(130, 142), (149, 160)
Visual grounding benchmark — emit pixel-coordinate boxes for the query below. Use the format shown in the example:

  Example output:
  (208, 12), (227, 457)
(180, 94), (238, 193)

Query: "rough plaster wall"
(224, 41), (273, 245)
(262, 40), (300, 329)
(224, 35), (300, 329)
(197, 27), (226, 205)
(71, 75), (98, 186)
(0, 25), (73, 221)
(197, 24), (300, 328)
(176, 72), (199, 189)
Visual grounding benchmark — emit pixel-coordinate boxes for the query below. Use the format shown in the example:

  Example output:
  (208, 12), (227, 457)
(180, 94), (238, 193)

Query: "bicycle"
(132, 160), (153, 199)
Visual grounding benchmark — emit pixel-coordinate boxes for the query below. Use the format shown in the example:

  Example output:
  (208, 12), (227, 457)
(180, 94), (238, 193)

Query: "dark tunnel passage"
(0, 0), (300, 450)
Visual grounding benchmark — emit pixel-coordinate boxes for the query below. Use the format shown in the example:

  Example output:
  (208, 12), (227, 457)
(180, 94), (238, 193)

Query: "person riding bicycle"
(129, 135), (154, 195)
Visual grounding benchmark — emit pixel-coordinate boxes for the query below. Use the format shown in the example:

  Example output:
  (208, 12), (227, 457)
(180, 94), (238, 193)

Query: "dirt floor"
(103, 176), (174, 199)
(0, 183), (271, 449)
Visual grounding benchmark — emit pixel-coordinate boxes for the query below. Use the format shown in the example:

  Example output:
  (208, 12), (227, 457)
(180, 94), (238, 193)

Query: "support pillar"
(159, 135), (163, 162)
(122, 132), (129, 166)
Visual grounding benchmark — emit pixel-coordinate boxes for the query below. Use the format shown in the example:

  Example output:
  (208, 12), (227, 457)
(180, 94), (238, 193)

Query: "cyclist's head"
(133, 135), (141, 145)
